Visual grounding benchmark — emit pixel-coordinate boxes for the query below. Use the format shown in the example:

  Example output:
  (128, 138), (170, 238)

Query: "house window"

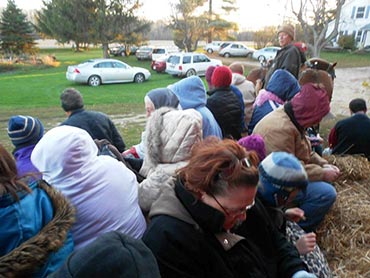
(356, 31), (363, 43)
(356, 6), (365, 18)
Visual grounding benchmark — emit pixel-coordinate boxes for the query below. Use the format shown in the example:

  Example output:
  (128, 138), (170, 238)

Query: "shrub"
(337, 35), (356, 50)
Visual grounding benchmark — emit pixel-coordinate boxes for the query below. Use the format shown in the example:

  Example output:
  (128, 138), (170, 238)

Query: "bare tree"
(291, 0), (346, 57)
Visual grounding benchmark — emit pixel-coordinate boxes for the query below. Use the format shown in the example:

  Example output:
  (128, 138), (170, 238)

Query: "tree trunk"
(102, 43), (110, 58)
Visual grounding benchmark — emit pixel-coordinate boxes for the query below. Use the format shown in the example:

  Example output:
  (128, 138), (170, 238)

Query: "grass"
(1, 47), (369, 152)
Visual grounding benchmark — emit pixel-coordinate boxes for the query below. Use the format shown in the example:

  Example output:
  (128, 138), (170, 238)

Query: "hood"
(146, 87), (179, 109)
(231, 73), (246, 86)
(266, 69), (300, 101)
(141, 107), (202, 175)
(291, 83), (330, 128)
(168, 76), (207, 109)
(31, 126), (99, 186)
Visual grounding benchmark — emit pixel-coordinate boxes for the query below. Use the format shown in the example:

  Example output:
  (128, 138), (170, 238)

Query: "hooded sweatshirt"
(31, 125), (146, 250)
(168, 76), (222, 139)
(248, 69), (300, 134)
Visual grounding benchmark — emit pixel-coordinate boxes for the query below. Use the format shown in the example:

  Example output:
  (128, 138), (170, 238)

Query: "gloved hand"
(292, 270), (317, 278)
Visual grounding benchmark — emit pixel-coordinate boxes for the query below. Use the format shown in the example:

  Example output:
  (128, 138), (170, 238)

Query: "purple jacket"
(13, 145), (41, 179)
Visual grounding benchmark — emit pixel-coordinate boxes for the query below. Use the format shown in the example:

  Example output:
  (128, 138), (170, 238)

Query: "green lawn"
(1, 47), (369, 151)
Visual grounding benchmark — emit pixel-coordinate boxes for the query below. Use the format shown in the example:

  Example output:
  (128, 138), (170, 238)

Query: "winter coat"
(12, 144), (41, 179)
(207, 86), (244, 140)
(329, 113), (370, 160)
(168, 76), (223, 139)
(138, 107), (202, 212)
(0, 179), (75, 277)
(265, 44), (303, 87)
(231, 73), (256, 127)
(248, 69), (301, 134)
(31, 125), (146, 250)
(143, 179), (306, 278)
(253, 105), (327, 181)
(61, 108), (126, 152)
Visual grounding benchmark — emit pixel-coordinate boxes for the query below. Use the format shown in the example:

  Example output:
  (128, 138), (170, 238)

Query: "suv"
(203, 41), (222, 53)
(166, 52), (222, 77)
(219, 43), (255, 58)
(151, 46), (180, 61)
(135, 46), (154, 60)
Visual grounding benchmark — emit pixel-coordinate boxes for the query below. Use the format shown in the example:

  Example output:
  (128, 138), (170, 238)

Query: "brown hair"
(0, 144), (31, 200)
(178, 137), (259, 196)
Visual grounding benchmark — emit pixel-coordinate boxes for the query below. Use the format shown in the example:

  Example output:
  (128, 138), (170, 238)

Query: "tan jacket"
(253, 106), (327, 181)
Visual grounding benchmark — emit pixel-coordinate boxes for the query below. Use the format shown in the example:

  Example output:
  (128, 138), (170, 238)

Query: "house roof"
(360, 23), (370, 31)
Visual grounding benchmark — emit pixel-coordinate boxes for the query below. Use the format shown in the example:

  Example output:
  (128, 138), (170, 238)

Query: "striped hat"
(7, 115), (44, 149)
(258, 152), (308, 206)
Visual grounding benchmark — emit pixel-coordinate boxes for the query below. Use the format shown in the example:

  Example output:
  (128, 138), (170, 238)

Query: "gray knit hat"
(7, 115), (44, 149)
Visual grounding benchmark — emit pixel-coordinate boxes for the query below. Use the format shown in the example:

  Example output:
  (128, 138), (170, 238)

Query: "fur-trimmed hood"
(0, 180), (75, 277)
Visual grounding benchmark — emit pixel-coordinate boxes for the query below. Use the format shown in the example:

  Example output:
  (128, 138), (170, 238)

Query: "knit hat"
(211, 66), (232, 88)
(49, 231), (161, 278)
(205, 65), (217, 88)
(278, 24), (295, 40)
(7, 115), (44, 149)
(238, 134), (266, 162)
(258, 152), (308, 207)
(291, 83), (330, 128)
(229, 62), (245, 75)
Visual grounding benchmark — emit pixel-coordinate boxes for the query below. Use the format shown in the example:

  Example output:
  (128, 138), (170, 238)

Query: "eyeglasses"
(220, 157), (252, 178)
(209, 192), (255, 217)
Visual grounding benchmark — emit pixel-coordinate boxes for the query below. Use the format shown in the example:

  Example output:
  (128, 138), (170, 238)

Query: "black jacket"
(331, 113), (370, 159)
(207, 87), (243, 140)
(143, 178), (307, 278)
(265, 44), (303, 87)
(61, 109), (126, 152)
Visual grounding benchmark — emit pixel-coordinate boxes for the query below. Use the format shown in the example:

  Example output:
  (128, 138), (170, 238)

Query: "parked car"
(109, 45), (138, 56)
(166, 52), (222, 77)
(66, 58), (151, 86)
(135, 46), (154, 60)
(219, 42), (255, 58)
(218, 42), (232, 52)
(252, 46), (281, 63)
(203, 41), (222, 53)
(151, 56), (167, 73)
(151, 46), (180, 61)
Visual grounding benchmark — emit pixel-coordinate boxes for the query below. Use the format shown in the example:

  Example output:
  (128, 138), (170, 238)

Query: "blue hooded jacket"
(248, 69), (300, 134)
(168, 76), (222, 139)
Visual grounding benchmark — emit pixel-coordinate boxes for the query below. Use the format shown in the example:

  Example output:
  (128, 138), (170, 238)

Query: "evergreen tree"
(0, 0), (36, 55)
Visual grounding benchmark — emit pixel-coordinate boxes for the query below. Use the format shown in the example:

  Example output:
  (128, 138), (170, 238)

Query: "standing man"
(328, 98), (370, 159)
(264, 24), (305, 87)
(60, 88), (126, 152)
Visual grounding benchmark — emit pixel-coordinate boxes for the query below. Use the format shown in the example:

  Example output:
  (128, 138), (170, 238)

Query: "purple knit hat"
(205, 65), (217, 88)
(238, 134), (266, 162)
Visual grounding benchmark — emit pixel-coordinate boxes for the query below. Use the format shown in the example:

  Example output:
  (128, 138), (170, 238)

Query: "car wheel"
(207, 49), (213, 54)
(186, 69), (196, 77)
(224, 53), (231, 58)
(88, 75), (101, 86)
(258, 55), (266, 63)
(134, 73), (145, 83)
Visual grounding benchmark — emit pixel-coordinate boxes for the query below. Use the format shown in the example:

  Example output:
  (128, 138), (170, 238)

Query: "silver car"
(66, 58), (151, 86)
(252, 47), (281, 63)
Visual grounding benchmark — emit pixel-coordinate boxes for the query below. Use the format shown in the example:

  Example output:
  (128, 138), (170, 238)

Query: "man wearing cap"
(264, 24), (305, 87)
(60, 88), (126, 152)
(7, 115), (44, 178)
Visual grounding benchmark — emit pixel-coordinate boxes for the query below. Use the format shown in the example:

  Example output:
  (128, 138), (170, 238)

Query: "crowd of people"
(1, 24), (369, 278)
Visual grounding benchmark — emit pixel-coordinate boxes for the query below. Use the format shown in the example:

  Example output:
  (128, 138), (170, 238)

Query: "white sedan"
(252, 47), (281, 63)
(66, 58), (151, 86)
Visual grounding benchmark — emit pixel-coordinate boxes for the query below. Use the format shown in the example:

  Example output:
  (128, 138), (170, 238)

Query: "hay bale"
(326, 154), (370, 181)
(317, 155), (370, 278)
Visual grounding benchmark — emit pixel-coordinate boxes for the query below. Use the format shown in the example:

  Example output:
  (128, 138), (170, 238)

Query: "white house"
(327, 0), (370, 47)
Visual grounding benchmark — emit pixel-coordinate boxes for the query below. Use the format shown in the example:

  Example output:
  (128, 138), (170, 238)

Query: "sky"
(0, 0), (289, 31)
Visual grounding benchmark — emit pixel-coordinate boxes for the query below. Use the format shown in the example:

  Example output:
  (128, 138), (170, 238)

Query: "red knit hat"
(211, 66), (232, 88)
